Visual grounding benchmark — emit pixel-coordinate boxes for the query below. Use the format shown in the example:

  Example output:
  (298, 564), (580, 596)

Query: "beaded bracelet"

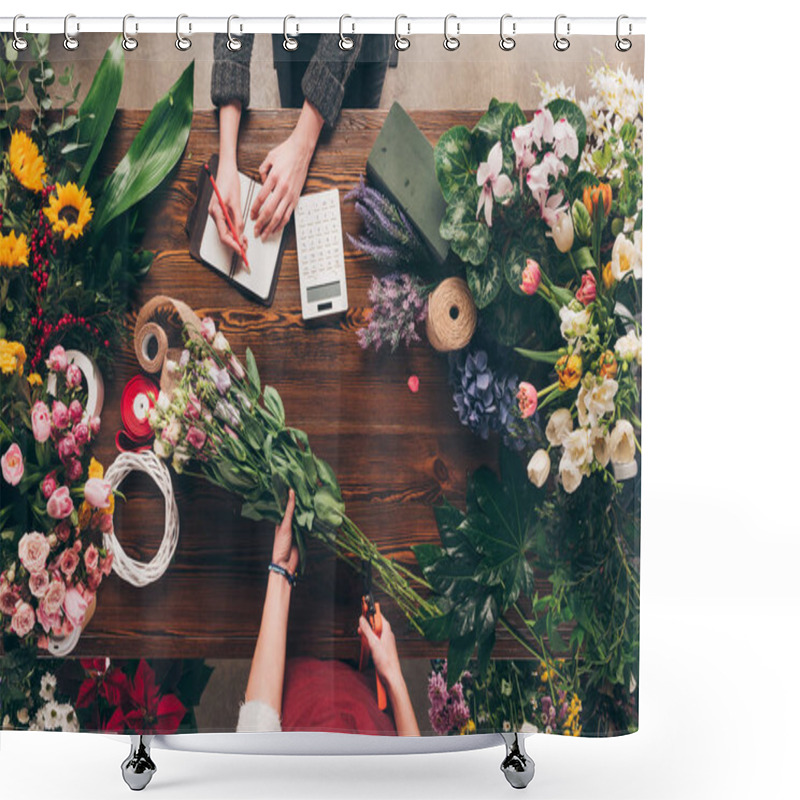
(268, 562), (298, 588)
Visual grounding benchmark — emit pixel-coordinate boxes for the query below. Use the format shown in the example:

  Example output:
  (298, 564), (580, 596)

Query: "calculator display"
(307, 281), (341, 303)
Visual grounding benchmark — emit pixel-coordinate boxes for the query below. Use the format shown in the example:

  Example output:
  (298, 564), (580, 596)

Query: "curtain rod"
(0, 15), (646, 38)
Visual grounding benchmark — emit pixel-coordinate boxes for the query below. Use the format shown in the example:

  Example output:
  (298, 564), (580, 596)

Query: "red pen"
(204, 163), (250, 272)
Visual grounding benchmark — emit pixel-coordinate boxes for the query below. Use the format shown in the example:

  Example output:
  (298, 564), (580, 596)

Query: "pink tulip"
(65, 363), (82, 389)
(520, 259), (542, 296)
(66, 458), (84, 482)
(46, 486), (74, 519)
(31, 401), (52, 443)
(57, 433), (78, 462)
(576, 271), (597, 305)
(52, 400), (69, 429)
(45, 345), (67, 372)
(89, 416), (101, 436)
(41, 472), (58, 499)
(516, 382), (539, 419)
(63, 586), (90, 628)
(84, 477), (112, 509)
(1, 443), (24, 486)
(73, 421), (90, 446)
(68, 399), (84, 424)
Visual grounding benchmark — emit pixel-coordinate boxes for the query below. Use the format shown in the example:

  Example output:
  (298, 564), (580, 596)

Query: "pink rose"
(89, 416), (101, 436)
(0, 582), (19, 616)
(69, 399), (84, 424)
(41, 471), (58, 499)
(46, 345), (67, 372)
(59, 548), (80, 579)
(84, 544), (99, 571)
(186, 426), (207, 450)
(18, 531), (51, 573)
(84, 477), (112, 509)
(66, 458), (83, 482)
(99, 513), (114, 534)
(575, 271), (597, 305)
(57, 432), (78, 462)
(47, 486), (74, 520)
(11, 602), (36, 637)
(41, 579), (66, 617)
(54, 520), (72, 542)
(29, 570), (50, 599)
(520, 259), (542, 296)
(31, 401), (53, 443)
(51, 617), (74, 639)
(52, 400), (69, 429)
(65, 363), (82, 389)
(86, 568), (102, 592)
(516, 381), (539, 419)
(100, 552), (114, 577)
(63, 586), (91, 628)
(1, 443), (24, 486)
(200, 317), (216, 342)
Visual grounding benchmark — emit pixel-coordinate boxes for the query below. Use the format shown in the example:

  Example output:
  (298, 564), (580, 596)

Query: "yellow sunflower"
(9, 130), (48, 191)
(45, 183), (94, 241)
(0, 231), (30, 269)
(0, 339), (27, 376)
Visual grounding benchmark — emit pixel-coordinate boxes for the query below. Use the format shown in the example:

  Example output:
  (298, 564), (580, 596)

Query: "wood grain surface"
(76, 109), (538, 660)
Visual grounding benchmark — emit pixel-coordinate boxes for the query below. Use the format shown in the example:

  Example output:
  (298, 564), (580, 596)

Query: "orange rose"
(582, 183), (612, 217)
(556, 354), (583, 391)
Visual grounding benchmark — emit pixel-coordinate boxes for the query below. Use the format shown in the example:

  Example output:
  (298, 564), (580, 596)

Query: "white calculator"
(294, 189), (349, 321)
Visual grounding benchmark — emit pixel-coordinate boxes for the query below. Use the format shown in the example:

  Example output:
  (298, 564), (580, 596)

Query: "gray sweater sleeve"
(300, 35), (364, 128)
(211, 33), (254, 108)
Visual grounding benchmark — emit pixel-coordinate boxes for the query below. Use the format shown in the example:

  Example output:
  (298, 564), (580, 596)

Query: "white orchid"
(476, 141), (513, 227)
(610, 232), (642, 282)
(552, 117), (579, 160)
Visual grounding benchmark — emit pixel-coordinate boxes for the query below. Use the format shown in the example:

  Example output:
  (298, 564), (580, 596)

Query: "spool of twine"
(426, 277), (478, 352)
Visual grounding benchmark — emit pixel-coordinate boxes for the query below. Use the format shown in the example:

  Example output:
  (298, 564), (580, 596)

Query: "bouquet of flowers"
(0, 344), (115, 649)
(146, 317), (437, 630)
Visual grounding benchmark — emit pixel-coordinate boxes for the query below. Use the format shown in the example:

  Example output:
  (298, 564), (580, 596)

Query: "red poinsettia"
(121, 660), (186, 735)
(76, 658), (129, 709)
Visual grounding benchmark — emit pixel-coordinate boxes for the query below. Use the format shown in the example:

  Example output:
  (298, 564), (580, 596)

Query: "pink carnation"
(31, 401), (52, 442)
(47, 486), (74, 520)
(11, 602), (36, 637)
(18, 531), (51, 574)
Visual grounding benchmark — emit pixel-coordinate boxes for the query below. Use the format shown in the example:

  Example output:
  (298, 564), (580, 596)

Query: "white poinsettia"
(610, 232), (642, 282)
(476, 141), (513, 228)
(610, 419), (636, 464)
(546, 407), (574, 446)
(614, 330), (642, 365)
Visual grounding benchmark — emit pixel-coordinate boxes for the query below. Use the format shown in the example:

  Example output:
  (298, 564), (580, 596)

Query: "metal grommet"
(175, 14), (192, 51)
(499, 14), (515, 51)
(339, 15), (354, 51)
(443, 14), (460, 51)
(394, 15), (410, 51)
(63, 14), (79, 51)
(553, 14), (570, 52)
(122, 15), (138, 51)
(616, 14), (632, 52)
(12, 15), (28, 51)
(283, 15), (298, 51)
(227, 15), (242, 51)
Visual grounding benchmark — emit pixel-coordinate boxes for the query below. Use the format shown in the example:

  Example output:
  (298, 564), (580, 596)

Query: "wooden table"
(79, 109), (530, 660)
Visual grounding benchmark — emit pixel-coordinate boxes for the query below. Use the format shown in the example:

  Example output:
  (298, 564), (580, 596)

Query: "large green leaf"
(546, 98), (587, 174)
(435, 125), (478, 203)
(498, 240), (530, 297)
(472, 98), (525, 175)
(440, 187), (491, 266)
(76, 36), (124, 186)
(465, 258), (502, 311)
(93, 61), (194, 232)
(482, 284), (533, 347)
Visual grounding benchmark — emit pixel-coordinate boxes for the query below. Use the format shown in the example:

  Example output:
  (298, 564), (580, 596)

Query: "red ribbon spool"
(115, 375), (160, 452)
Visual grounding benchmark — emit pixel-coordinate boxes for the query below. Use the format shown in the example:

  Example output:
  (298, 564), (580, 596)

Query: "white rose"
(614, 330), (642, 365)
(610, 419), (636, 464)
(548, 211), (574, 253)
(611, 233), (642, 281)
(560, 461), (583, 494)
(527, 450), (551, 488)
(546, 408), (573, 446)
(562, 428), (592, 469)
(584, 378), (618, 427)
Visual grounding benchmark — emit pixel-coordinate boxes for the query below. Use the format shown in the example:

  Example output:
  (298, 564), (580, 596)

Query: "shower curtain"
(0, 28), (643, 740)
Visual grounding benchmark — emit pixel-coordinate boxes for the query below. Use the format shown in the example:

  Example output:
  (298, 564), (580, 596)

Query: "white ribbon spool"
(46, 349), (105, 421)
(103, 450), (180, 588)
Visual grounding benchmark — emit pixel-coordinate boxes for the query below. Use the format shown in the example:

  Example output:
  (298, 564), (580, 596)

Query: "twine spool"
(426, 277), (477, 352)
(133, 295), (203, 378)
(104, 450), (180, 588)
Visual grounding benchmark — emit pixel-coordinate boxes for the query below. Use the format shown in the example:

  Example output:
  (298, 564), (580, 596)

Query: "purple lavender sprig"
(357, 272), (428, 352)
(345, 177), (428, 269)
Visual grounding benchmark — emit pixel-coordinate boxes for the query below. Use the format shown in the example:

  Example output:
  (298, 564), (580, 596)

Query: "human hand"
(272, 489), (299, 576)
(209, 156), (248, 260)
(359, 613), (403, 689)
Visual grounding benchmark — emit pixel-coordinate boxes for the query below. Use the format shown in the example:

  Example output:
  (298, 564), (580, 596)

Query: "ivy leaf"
(434, 125), (478, 203)
(439, 187), (491, 266)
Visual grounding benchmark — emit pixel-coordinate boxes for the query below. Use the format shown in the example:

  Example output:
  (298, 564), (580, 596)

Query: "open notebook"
(187, 156), (288, 305)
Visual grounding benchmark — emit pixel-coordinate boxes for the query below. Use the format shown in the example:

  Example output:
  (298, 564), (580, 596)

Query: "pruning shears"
(359, 560), (387, 711)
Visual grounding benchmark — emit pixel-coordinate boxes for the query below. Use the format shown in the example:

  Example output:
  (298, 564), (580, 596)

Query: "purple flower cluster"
(428, 668), (472, 735)
(345, 177), (428, 269)
(357, 273), (428, 353)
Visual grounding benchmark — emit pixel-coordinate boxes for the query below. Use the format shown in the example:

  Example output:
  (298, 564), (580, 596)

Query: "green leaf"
(417, 610), (452, 642)
(498, 240), (530, 297)
(93, 61), (194, 232)
(262, 386), (285, 427)
(440, 187), (491, 266)
(77, 36), (125, 185)
(481, 284), (532, 347)
(4, 85), (24, 103)
(465, 258), (502, 310)
(313, 486), (345, 528)
(447, 633), (476, 687)
(473, 99), (525, 174)
(434, 125), (478, 203)
(546, 98), (587, 173)
(244, 348), (260, 394)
